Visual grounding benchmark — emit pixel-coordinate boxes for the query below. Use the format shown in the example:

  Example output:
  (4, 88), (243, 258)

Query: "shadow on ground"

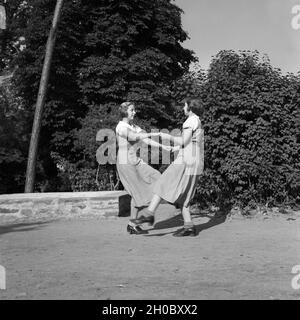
(146, 206), (231, 237)
(0, 221), (51, 237)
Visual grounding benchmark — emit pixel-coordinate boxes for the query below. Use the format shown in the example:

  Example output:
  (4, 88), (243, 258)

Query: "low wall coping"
(0, 191), (128, 201)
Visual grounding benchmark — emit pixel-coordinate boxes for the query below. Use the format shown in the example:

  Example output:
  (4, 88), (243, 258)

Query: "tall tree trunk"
(25, 0), (64, 193)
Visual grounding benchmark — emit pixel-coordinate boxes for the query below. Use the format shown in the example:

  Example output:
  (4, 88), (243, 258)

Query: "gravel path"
(0, 206), (299, 300)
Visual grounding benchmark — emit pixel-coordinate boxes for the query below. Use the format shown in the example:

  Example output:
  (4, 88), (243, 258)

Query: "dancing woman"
(131, 98), (204, 237)
(116, 101), (172, 235)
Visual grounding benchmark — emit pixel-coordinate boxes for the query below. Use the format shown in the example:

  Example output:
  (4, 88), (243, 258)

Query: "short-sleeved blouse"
(116, 121), (143, 165)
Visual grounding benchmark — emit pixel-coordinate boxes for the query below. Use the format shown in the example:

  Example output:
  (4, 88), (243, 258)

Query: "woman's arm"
(142, 138), (173, 152)
(160, 129), (193, 148)
(119, 128), (159, 142)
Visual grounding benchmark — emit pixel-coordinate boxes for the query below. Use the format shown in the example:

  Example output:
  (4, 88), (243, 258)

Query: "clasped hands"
(150, 132), (179, 152)
(162, 145), (180, 152)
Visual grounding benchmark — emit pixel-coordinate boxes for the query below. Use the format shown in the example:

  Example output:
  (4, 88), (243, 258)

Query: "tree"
(74, 0), (195, 190)
(3, 0), (194, 192)
(11, 0), (90, 191)
(169, 62), (206, 128)
(77, 0), (195, 124)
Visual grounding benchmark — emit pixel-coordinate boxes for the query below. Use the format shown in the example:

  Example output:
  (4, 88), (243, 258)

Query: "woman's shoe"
(173, 226), (196, 237)
(130, 215), (154, 226)
(127, 224), (148, 235)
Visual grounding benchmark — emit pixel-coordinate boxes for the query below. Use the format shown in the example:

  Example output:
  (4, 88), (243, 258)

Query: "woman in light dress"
(131, 98), (204, 237)
(116, 101), (172, 234)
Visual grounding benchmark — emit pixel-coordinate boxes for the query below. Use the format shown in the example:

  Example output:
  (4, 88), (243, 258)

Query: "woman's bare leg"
(147, 194), (162, 214)
(128, 199), (139, 228)
(130, 194), (162, 225)
(173, 205), (195, 236)
(182, 205), (192, 224)
(130, 206), (139, 219)
(130, 198), (139, 219)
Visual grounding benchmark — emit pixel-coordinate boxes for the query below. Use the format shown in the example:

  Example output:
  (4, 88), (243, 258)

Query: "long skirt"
(153, 152), (202, 207)
(116, 157), (161, 208)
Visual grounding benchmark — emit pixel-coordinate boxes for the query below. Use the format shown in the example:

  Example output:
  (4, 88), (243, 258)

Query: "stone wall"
(0, 191), (131, 224)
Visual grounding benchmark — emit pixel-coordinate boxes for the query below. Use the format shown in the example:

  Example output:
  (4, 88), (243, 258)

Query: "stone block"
(118, 193), (131, 217)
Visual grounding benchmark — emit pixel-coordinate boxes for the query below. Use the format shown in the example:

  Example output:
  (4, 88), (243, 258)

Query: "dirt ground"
(0, 204), (299, 300)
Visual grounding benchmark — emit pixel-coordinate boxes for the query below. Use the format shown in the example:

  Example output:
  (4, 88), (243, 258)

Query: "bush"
(194, 50), (300, 208)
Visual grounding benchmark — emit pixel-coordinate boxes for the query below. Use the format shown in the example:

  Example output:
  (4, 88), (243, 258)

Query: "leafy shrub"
(194, 50), (300, 208)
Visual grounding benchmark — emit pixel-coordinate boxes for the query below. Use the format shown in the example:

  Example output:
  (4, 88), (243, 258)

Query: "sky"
(174, 0), (300, 74)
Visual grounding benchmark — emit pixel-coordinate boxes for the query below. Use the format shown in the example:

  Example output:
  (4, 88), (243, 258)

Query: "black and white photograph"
(0, 0), (299, 303)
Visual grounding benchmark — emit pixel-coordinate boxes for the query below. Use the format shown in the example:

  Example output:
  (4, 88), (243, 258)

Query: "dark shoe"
(173, 226), (196, 237)
(127, 224), (148, 235)
(130, 215), (154, 226)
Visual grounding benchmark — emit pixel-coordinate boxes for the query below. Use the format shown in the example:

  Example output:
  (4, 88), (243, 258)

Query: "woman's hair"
(119, 101), (134, 118)
(181, 98), (204, 117)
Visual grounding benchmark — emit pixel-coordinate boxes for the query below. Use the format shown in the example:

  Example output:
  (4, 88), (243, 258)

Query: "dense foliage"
(195, 51), (300, 208)
(64, 0), (195, 190)
(0, 0), (194, 192)
(0, 80), (30, 193)
(0, 0), (32, 193)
